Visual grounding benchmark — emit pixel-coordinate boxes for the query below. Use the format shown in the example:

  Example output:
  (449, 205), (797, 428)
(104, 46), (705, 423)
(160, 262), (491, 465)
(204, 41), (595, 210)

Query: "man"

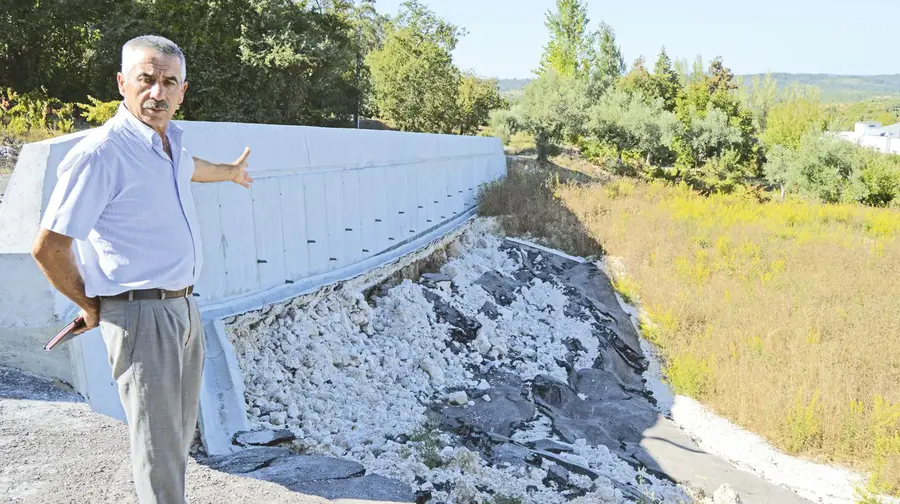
(30, 35), (253, 503)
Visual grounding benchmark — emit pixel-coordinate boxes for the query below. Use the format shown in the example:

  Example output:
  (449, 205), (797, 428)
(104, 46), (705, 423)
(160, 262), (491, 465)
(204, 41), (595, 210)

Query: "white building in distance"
(837, 121), (900, 154)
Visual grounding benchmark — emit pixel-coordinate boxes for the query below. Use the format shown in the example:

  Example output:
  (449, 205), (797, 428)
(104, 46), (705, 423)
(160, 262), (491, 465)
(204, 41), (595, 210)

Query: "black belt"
(101, 286), (194, 301)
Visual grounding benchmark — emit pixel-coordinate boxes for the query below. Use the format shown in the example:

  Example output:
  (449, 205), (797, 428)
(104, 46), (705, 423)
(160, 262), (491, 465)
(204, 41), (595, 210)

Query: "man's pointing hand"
(231, 146), (254, 188)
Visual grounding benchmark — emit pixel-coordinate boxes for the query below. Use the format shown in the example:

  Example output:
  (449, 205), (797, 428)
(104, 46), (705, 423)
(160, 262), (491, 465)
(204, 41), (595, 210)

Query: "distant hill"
(497, 74), (900, 103)
(497, 78), (531, 93)
(739, 74), (900, 102)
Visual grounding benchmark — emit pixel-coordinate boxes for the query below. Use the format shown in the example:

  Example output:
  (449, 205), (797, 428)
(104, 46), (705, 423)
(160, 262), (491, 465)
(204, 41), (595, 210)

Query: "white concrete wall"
(0, 120), (505, 426)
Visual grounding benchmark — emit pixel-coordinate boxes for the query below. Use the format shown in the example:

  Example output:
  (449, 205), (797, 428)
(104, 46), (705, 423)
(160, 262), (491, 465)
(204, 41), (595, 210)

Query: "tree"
(86, 0), (363, 126)
(586, 89), (679, 168)
(588, 21), (625, 98)
(765, 134), (868, 204)
(489, 108), (521, 144)
(746, 73), (778, 131)
(762, 85), (829, 150)
(350, 0), (390, 122)
(519, 70), (588, 160)
(456, 74), (504, 135)
(0, 0), (118, 103)
(367, 0), (462, 133)
(618, 57), (657, 103)
(537, 0), (596, 78)
(652, 47), (681, 112)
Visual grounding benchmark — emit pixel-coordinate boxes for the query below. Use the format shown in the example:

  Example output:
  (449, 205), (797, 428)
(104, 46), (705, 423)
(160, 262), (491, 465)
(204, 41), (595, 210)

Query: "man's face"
(116, 48), (188, 134)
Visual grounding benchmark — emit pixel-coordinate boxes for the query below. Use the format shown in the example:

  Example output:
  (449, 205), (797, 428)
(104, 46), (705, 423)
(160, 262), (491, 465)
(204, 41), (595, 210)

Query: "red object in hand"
(44, 315), (87, 351)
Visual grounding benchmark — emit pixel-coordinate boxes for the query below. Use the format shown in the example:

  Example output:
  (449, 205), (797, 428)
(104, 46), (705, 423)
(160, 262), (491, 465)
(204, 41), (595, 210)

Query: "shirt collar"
(114, 102), (183, 150)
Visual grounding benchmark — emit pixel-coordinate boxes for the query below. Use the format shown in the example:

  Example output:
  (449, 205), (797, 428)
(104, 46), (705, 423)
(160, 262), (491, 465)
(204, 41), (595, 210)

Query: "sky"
(373, 0), (900, 79)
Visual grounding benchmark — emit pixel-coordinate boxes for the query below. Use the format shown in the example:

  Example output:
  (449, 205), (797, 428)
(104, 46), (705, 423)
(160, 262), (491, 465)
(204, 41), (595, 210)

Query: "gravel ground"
(0, 366), (401, 504)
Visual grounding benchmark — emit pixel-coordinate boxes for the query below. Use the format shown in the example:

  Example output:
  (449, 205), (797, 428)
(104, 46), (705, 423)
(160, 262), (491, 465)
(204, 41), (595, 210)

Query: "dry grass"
(503, 131), (537, 156)
(478, 158), (602, 258)
(481, 165), (900, 495)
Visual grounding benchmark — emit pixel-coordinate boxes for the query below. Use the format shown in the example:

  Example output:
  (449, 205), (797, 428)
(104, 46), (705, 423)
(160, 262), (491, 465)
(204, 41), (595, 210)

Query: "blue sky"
(373, 0), (900, 79)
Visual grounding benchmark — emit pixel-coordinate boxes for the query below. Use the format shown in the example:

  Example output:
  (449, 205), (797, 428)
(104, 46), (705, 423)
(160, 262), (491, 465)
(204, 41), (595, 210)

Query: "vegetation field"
(480, 163), (900, 496)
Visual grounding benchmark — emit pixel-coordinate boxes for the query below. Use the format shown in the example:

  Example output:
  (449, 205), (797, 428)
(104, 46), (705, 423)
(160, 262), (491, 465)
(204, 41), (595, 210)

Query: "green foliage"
(762, 85), (830, 150)
(367, 1), (462, 133)
(671, 57), (763, 190)
(765, 133), (900, 206)
(76, 96), (121, 125)
(488, 108), (521, 144)
(0, 87), (76, 138)
(537, 0), (595, 78)
(0, 0), (114, 104)
(652, 47), (681, 112)
(585, 89), (679, 171)
(827, 98), (900, 132)
(588, 22), (625, 99)
(456, 74), (504, 135)
(4, 0), (370, 127)
(519, 70), (588, 160)
(618, 57), (656, 102)
(785, 390), (823, 453)
(744, 73), (778, 131)
(406, 423), (443, 469)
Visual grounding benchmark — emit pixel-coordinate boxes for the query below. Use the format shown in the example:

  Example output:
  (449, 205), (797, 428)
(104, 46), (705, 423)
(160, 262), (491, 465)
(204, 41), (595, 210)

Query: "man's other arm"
(191, 146), (254, 187)
(31, 229), (99, 334)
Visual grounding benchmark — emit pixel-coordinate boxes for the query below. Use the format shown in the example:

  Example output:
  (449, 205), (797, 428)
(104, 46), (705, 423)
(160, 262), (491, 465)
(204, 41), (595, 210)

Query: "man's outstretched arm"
(31, 229), (99, 334)
(191, 146), (254, 187)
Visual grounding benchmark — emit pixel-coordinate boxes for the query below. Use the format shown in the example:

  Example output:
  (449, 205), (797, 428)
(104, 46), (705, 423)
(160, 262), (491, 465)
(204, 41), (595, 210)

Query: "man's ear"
(116, 72), (126, 97)
(179, 81), (188, 105)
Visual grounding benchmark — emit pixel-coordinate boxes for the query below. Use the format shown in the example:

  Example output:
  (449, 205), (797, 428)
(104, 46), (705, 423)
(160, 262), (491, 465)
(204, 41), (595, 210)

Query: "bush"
(0, 87), (75, 139)
(76, 95), (120, 125)
(488, 108), (520, 144)
(765, 133), (900, 206)
(518, 70), (588, 161)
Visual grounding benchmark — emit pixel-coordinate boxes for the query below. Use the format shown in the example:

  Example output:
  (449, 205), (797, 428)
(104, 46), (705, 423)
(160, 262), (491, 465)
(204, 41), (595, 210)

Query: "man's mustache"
(142, 99), (169, 110)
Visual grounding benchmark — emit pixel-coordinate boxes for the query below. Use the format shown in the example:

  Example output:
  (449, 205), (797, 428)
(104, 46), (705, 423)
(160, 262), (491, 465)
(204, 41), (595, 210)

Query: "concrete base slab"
(641, 406), (811, 503)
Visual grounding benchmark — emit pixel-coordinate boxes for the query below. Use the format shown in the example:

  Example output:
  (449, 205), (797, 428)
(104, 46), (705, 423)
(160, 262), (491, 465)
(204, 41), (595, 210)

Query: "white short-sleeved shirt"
(41, 104), (203, 298)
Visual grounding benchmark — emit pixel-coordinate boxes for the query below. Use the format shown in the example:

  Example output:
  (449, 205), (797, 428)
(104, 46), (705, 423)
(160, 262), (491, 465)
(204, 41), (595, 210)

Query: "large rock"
(244, 455), (365, 484)
(203, 446), (291, 474)
(233, 429), (295, 447)
(287, 474), (416, 502)
(489, 442), (535, 467)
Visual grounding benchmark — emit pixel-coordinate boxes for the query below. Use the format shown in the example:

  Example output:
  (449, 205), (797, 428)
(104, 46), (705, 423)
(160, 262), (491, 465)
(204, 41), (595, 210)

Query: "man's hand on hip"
(31, 228), (101, 334)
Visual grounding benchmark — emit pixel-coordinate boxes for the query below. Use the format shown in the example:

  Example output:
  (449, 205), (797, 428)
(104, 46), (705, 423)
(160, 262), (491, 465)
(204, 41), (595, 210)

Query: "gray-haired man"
(31, 35), (254, 503)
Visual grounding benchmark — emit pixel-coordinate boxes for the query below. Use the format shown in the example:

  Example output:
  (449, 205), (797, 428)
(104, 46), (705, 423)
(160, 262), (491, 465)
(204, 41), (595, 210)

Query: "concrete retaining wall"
(0, 120), (505, 445)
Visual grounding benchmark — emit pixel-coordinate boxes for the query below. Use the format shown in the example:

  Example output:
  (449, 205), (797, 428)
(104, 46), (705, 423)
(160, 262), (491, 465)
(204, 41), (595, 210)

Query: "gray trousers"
(99, 296), (205, 504)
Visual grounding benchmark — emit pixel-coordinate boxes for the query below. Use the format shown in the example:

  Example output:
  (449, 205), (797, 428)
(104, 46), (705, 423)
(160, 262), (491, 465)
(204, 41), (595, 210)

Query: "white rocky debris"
(226, 219), (692, 504)
(447, 391), (468, 405)
(713, 484), (742, 504)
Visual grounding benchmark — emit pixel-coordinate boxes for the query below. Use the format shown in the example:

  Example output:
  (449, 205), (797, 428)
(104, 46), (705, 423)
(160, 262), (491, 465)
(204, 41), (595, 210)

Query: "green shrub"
(488, 108), (520, 144)
(76, 95), (120, 125)
(765, 133), (900, 206)
(0, 87), (76, 139)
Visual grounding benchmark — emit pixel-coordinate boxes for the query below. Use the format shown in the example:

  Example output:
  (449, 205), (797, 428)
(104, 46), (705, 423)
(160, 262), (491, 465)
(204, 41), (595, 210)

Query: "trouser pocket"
(99, 300), (139, 381)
